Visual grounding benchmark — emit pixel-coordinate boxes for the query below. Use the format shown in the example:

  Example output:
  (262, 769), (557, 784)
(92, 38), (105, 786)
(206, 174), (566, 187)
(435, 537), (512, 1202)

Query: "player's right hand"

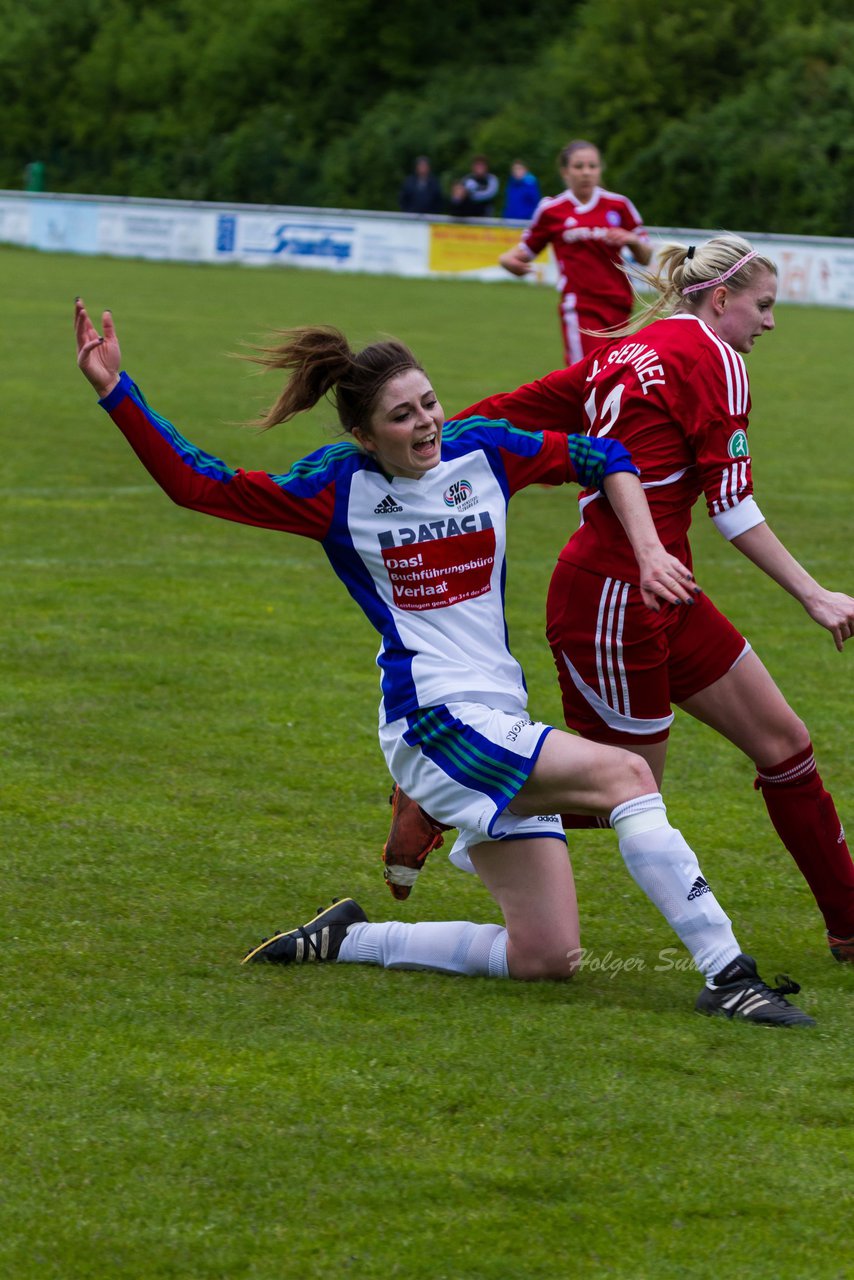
(75, 299), (121, 399)
(637, 547), (701, 613)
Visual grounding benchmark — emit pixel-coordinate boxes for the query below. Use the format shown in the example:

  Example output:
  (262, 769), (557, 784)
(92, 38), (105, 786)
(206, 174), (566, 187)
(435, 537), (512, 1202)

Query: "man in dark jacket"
(399, 156), (444, 215)
(461, 154), (499, 216)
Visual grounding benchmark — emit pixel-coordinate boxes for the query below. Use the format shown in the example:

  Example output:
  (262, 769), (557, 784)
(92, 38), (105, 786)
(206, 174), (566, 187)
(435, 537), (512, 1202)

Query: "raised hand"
(74, 299), (121, 398)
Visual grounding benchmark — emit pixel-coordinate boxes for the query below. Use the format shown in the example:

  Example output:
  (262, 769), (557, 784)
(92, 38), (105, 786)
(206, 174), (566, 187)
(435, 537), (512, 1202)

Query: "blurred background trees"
(2, 0), (852, 234)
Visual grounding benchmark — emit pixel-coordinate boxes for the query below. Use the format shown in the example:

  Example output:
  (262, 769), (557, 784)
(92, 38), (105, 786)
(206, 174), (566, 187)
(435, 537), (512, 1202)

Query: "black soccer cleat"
(242, 897), (368, 965)
(695, 954), (816, 1027)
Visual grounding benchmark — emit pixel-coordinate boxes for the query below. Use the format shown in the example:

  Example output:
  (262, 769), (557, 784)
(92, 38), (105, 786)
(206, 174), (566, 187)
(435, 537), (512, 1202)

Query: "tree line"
(2, 0), (853, 236)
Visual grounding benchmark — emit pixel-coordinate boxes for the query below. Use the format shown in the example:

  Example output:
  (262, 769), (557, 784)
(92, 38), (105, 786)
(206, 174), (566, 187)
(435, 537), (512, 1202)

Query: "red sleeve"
(678, 348), (754, 519)
(497, 428), (580, 494)
(453, 363), (589, 433)
(623, 201), (646, 236)
(520, 202), (553, 257)
(104, 374), (335, 540)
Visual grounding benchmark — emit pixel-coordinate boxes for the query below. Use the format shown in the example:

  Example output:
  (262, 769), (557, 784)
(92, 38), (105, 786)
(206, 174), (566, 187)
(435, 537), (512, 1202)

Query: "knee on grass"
(508, 934), (581, 981)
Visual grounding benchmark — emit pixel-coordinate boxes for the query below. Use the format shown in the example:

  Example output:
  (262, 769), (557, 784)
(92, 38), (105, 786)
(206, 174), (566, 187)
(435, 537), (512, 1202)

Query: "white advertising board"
(2, 192), (853, 309)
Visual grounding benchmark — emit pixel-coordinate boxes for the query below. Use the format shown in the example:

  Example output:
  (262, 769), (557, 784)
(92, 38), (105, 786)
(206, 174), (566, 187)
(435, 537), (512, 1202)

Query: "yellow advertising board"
(429, 223), (552, 281)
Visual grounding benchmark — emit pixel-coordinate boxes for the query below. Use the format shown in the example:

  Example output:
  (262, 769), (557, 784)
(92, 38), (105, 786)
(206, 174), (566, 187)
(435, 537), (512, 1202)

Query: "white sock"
(338, 920), (509, 978)
(610, 793), (741, 980)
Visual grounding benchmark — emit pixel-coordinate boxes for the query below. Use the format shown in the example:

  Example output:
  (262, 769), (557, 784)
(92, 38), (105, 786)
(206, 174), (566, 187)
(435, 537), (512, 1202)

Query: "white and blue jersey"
(101, 372), (635, 727)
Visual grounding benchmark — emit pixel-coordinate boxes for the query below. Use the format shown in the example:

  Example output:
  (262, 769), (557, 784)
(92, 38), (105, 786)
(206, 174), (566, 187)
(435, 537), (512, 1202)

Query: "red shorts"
(559, 292), (630, 364)
(545, 561), (750, 745)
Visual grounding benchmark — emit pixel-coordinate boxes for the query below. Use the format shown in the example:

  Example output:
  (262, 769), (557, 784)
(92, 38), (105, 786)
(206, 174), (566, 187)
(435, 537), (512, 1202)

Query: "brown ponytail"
(246, 326), (423, 432)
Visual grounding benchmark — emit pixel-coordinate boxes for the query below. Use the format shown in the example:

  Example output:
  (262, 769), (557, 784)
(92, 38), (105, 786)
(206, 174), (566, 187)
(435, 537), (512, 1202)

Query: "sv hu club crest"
(443, 479), (474, 508)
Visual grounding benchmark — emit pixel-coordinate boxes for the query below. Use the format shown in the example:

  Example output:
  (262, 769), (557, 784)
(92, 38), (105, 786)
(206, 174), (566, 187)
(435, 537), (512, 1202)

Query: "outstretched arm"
(602, 470), (699, 611)
(75, 299), (121, 398)
(732, 522), (853, 651)
(72, 301), (334, 540)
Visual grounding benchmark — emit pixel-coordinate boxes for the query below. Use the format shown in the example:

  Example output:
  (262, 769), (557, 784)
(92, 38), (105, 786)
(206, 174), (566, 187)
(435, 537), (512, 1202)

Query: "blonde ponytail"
(605, 234), (777, 336)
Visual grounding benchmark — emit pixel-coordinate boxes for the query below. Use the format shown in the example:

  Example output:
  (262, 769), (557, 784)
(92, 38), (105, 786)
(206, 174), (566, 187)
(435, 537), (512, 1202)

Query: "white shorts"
(378, 700), (566, 874)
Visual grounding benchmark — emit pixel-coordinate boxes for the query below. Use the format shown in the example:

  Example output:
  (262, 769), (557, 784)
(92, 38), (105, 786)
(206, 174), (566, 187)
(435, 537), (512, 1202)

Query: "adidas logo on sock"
(687, 875), (711, 901)
(374, 493), (403, 514)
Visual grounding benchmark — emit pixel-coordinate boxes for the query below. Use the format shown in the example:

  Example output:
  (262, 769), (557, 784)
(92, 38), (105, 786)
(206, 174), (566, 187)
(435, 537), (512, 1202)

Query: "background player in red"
(455, 234), (854, 965)
(499, 139), (652, 365)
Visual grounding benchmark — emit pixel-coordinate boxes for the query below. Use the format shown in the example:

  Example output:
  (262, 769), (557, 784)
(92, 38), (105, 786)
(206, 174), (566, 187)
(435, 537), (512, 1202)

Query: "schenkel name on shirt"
(604, 341), (666, 395)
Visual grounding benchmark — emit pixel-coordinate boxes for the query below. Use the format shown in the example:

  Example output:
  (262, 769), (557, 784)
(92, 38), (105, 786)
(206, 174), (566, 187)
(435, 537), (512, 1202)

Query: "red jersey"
(457, 313), (766, 583)
(521, 186), (648, 309)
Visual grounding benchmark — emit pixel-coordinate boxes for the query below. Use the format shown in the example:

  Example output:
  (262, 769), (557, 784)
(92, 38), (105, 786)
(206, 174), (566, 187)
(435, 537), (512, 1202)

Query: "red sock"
(755, 744), (854, 937)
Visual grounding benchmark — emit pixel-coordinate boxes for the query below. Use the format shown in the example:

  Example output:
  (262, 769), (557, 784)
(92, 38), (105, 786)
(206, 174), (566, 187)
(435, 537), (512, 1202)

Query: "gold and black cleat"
(242, 897), (367, 965)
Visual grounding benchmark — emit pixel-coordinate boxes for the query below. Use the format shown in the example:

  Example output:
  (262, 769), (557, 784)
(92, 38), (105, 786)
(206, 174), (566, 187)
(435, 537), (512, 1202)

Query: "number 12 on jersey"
(584, 382), (625, 437)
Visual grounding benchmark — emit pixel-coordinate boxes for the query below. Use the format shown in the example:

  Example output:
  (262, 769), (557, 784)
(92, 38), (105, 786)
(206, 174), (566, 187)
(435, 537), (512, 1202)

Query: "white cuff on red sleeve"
(712, 495), (766, 540)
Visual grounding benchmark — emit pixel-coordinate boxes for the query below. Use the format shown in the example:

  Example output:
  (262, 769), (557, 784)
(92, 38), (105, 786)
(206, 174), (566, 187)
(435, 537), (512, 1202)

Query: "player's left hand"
(75, 299), (121, 399)
(805, 589), (854, 651)
(602, 227), (635, 248)
(637, 548), (701, 613)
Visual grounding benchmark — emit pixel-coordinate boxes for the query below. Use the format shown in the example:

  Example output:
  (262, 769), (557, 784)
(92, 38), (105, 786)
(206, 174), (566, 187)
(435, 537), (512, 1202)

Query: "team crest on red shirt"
(727, 429), (749, 458)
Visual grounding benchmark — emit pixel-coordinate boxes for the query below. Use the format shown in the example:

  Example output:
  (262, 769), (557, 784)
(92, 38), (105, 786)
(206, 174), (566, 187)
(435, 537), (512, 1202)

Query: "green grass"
(1, 245), (853, 1279)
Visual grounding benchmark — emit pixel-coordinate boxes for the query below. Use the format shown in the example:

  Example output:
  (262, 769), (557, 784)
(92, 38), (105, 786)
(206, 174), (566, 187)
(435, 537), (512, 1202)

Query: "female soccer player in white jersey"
(73, 299), (814, 1024)
(447, 234), (854, 967)
(499, 140), (652, 365)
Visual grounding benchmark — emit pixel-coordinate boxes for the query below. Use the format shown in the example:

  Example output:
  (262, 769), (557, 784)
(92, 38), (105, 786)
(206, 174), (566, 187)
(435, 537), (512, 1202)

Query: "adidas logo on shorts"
(374, 493), (403, 514)
(687, 875), (711, 900)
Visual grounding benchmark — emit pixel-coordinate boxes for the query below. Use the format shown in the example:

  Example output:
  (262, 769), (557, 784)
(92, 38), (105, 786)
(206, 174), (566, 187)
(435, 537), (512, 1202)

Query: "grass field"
(2, 244), (853, 1279)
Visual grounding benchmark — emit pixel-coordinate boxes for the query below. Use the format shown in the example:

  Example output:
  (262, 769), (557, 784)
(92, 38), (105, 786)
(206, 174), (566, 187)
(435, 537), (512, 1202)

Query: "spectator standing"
(399, 156), (444, 215)
(461, 154), (499, 216)
(448, 180), (481, 218)
(502, 160), (541, 220)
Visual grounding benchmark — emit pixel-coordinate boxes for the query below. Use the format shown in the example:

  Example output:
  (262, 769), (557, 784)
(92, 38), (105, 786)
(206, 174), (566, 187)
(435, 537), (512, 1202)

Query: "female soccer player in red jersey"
(71, 299), (815, 1024)
(499, 140), (653, 365)
(457, 234), (854, 964)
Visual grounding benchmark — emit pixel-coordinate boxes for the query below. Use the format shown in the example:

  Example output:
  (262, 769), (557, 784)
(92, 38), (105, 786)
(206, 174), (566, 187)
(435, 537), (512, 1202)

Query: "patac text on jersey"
(377, 510), (494, 549)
